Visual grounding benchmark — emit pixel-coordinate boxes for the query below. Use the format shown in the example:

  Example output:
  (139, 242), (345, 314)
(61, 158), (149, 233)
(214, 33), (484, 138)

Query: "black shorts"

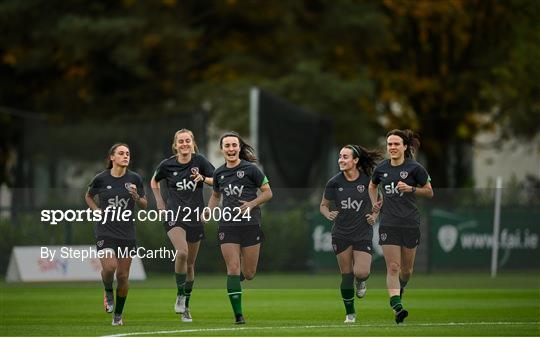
(378, 226), (420, 249)
(217, 225), (265, 247)
(95, 236), (137, 257)
(332, 237), (373, 255)
(164, 221), (206, 243)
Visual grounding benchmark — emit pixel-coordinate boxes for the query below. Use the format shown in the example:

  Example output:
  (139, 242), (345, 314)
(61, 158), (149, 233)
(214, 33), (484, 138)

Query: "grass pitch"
(1, 272), (539, 336)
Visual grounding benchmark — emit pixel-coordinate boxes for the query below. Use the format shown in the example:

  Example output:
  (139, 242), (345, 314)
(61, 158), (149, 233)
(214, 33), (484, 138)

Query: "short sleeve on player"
(200, 156), (215, 178)
(323, 179), (336, 201)
(87, 175), (100, 197)
(413, 163), (430, 186)
(134, 173), (146, 198)
(250, 165), (266, 187)
(371, 165), (382, 184)
(212, 171), (221, 192)
(153, 160), (166, 182)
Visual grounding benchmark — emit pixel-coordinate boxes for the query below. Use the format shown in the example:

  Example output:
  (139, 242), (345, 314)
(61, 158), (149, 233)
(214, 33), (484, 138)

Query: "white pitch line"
(103, 321), (540, 337)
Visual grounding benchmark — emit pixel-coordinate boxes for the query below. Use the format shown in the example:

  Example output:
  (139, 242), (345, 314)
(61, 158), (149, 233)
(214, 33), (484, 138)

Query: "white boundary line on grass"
(103, 321), (540, 337)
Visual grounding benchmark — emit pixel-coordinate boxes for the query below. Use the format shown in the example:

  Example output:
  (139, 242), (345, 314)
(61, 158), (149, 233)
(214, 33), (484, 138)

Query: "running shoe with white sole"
(181, 308), (193, 322)
(344, 313), (356, 323)
(112, 314), (123, 326)
(175, 295), (186, 314)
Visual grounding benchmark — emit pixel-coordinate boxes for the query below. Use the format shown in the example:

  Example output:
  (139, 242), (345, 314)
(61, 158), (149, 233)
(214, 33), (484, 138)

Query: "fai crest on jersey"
(236, 171), (245, 179)
(97, 240), (104, 247)
(168, 220), (176, 227)
(218, 232), (225, 240)
(400, 171), (408, 179)
(357, 185), (365, 193)
(124, 183), (135, 191)
(191, 167), (199, 175)
(380, 233), (387, 242)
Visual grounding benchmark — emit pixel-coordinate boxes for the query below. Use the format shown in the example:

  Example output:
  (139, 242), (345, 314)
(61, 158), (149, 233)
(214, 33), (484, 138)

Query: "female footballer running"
(85, 143), (147, 326)
(369, 129), (433, 324)
(320, 144), (382, 323)
(150, 129), (214, 322)
(206, 131), (273, 324)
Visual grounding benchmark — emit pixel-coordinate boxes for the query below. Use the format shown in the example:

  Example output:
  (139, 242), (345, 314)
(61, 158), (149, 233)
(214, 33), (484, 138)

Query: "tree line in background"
(1, 0), (539, 188)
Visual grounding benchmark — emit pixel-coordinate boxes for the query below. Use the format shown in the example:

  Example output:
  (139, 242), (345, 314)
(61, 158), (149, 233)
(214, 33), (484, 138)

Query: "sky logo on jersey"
(176, 179), (197, 191)
(341, 198), (363, 211)
(384, 182), (404, 196)
(107, 196), (129, 208)
(224, 184), (244, 197)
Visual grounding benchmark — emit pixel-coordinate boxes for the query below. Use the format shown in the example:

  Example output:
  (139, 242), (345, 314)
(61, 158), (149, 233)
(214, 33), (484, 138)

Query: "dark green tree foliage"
(1, 0), (204, 119)
(1, 0), (538, 187)
(369, 0), (540, 187)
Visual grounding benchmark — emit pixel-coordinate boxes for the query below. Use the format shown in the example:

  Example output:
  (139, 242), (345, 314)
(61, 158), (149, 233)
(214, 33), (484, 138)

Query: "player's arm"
(239, 183), (272, 212)
(131, 190), (148, 209)
(207, 191), (222, 210)
(396, 165), (434, 199)
(85, 190), (100, 211)
(368, 181), (382, 213)
(415, 182), (433, 198)
(150, 175), (166, 210)
(137, 196), (148, 209)
(192, 159), (215, 186)
(320, 197), (338, 221)
(396, 180), (433, 198)
(193, 174), (214, 185)
(129, 177), (147, 209)
(397, 165), (433, 198)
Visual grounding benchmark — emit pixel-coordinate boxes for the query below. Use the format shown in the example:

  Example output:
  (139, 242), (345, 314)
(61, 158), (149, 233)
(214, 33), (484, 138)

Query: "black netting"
(258, 90), (334, 195)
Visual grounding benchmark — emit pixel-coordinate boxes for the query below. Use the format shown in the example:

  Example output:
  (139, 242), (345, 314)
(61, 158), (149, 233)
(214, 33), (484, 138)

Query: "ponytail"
(344, 144), (383, 176)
